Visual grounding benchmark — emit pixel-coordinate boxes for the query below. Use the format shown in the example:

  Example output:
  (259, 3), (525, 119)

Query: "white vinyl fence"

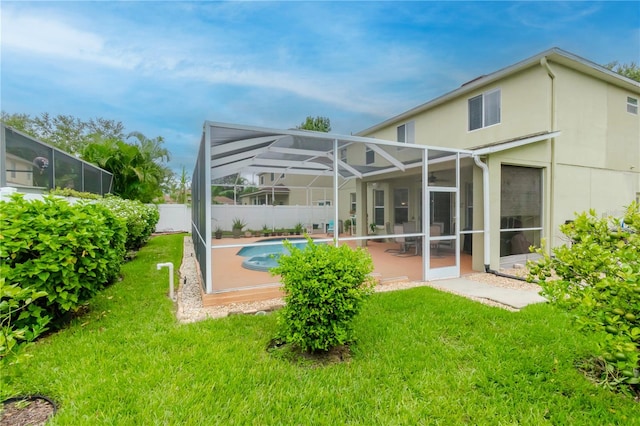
(212, 204), (334, 233)
(147, 204), (337, 234)
(155, 204), (191, 232)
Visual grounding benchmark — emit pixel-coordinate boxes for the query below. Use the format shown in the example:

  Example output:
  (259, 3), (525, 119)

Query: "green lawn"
(2, 234), (639, 425)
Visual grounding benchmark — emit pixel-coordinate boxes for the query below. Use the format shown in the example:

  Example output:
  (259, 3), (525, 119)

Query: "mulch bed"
(1, 395), (56, 426)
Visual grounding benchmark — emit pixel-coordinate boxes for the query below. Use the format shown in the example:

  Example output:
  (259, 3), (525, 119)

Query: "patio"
(204, 234), (473, 306)
(193, 122), (485, 303)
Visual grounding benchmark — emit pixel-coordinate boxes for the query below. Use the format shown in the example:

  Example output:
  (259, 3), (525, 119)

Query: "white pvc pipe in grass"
(156, 262), (175, 301)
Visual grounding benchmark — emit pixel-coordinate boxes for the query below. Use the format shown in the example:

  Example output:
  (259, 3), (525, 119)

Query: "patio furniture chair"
(385, 224), (404, 253)
(326, 220), (334, 234)
(400, 221), (418, 255)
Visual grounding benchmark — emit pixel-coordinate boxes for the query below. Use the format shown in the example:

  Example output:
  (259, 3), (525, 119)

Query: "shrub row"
(97, 196), (159, 251)
(1, 193), (159, 363)
(50, 189), (160, 251)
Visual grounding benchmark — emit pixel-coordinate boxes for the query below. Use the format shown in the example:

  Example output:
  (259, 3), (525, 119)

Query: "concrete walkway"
(431, 276), (547, 310)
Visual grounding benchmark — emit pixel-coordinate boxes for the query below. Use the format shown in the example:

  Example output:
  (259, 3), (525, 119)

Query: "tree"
(82, 133), (170, 203)
(604, 61), (640, 82)
(0, 112), (126, 155)
(296, 116), (331, 132)
(166, 165), (190, 204)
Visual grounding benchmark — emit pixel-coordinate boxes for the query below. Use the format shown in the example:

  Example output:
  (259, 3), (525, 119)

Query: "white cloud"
(1, 9), (141, 69)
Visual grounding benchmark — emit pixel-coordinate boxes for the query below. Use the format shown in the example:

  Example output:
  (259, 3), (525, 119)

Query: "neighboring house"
(213, 195), (235, 205)
(350, 47), (639, 270)
(239, 172), (334, 206)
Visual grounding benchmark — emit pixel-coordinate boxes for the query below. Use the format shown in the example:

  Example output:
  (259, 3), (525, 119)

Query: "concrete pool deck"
(178, 236), (546, 320)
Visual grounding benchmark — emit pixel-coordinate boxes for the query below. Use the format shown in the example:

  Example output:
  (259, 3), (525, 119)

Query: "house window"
(397, 121), (415, 144)
(366, 147), (374, 165)
(469, 89), (501, 131)
(350, 192), (356, 213)
(374, 189), (385, 226)
(628, 96), (638, 115)
(500, 165), (542, 256)
(394, 188), (409, 224)
(270, 173), (275, 181)
(260, 175), (264, 185)
(340, 148), (347, 162)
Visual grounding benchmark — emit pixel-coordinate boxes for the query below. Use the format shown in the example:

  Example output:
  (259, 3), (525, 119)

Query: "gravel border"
(175, 237), (538, 322)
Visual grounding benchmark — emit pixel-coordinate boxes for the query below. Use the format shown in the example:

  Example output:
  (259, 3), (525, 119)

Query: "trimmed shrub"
(97, 196), (159, 251)
(0, 194), (126, 328)
(528, 202), (640, 393)
(271, 238), (375, 352)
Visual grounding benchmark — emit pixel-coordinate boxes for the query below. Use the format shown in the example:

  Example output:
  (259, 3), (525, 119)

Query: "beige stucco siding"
(364, 65), (552, 150)
(554, 63), (640, 171)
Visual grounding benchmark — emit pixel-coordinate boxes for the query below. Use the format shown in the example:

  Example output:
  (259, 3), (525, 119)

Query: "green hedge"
(97, 196), (159, 251)
(1, 194), (127, 327)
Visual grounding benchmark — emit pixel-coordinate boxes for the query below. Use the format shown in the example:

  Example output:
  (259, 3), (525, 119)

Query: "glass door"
(427, 188), (459, 279)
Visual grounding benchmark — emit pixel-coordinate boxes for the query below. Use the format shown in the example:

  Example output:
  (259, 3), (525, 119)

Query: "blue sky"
(1, 1), (639, 175)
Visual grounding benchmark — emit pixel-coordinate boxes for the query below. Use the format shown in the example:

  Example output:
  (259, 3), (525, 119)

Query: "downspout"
(473, 154), (531, 281)
(472, 155), (491, 271)
(541, 56), (557, 250)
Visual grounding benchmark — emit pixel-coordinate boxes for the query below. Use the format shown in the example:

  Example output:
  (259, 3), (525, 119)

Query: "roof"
(357, 47), (640, 136)
(469, 131), (561, 155)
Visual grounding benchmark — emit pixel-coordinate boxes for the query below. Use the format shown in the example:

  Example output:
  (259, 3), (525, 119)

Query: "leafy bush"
(271, 238), (375, 352)
(0, 194), (126, 328)
(50, 187), (102, 199)
(97, 196), (159, 251)
(528, 203), (640, 393)
(0, 278), (49, 366)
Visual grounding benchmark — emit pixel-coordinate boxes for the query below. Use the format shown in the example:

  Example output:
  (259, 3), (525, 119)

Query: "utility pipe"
(541, 56), (557, 250)
(156, 262), (175, 301)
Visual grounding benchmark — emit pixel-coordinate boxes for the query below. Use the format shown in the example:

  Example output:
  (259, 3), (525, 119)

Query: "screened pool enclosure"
(193, 121), (487, 303)
(0, 124), (113, 195)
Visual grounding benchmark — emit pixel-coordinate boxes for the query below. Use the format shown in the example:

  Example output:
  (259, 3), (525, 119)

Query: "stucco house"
(193, 47), (638, 301)
(342, 47), (639, 271)
(0, 124), (113, 195)
(238, 172), (334, 206)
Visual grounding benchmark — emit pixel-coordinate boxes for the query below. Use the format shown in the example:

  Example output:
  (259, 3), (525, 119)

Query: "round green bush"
(271, 238), (375, 353)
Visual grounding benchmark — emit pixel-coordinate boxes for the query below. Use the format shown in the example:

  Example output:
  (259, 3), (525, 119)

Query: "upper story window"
(260, 175), (264, 185)
(397, 121), (415, 143)
(469, 89), (501, 131)
(365, 147), (374, 165)
(270, 172), (275, 181)
(627, 96), (638, 115)
(340, 148), (347, 162)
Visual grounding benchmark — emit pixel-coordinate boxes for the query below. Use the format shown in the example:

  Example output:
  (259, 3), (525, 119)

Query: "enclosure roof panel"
(204, 121), (470, 182)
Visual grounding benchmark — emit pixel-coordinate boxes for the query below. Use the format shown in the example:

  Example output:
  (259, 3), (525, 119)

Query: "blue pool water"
(237, 238), (308, 272)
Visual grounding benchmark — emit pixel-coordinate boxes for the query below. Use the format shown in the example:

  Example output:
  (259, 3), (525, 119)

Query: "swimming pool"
(237, 238), (308, 272)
